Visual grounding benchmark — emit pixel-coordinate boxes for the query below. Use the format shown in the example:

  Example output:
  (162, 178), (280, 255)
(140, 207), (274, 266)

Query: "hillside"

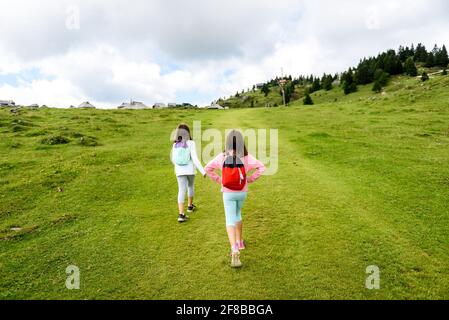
(221, 65), (446, 109)
(1, 73), (449, 299)
(220, 43), (448, 109)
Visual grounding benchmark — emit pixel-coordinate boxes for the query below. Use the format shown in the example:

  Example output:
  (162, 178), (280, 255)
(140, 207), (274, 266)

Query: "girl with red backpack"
(205, 130), (265, 268)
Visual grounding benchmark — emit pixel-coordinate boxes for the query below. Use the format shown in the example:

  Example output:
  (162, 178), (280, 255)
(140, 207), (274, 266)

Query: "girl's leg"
(227, 225), (242, 268)
(178, 203), (184, 215)
(235, 221), (243, 244)
(235, 193), (247, 246)
(187, 175), (195, 207)
(226, 226), (237, 250)
(224, 193), (245, 268)
(177, 176), (187, 214)
(223, 193), (238, 250)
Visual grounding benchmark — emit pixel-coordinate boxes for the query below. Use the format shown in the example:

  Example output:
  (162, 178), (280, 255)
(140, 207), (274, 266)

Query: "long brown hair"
(174, 123), (192, 143)
(225, 130), (248, 157)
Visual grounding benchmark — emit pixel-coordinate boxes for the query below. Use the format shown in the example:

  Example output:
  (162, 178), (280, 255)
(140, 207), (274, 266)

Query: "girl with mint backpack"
(171, 124), (206, 223)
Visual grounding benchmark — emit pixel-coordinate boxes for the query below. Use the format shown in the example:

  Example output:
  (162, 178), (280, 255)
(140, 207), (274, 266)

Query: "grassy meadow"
(1, 73), (449, 299)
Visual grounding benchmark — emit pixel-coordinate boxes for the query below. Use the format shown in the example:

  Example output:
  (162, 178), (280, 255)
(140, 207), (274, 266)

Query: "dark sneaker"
(187, 204), (197, 213)
(178, 214), (189, 223)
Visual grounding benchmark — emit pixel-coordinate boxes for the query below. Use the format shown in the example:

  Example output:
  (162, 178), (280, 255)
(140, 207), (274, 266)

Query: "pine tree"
(382, 50), (403, 75)
(341, 69), (357, 95)
(436, 45), (448, 67)
(425, 53), (435, 68)
(432, 44), (439, 57)
(303, 92), (313, 105)
(322, 74), (333, 90)
(284, 82), (294, 104)
(442, 45), (448, 67)
(261, 84), (270, 97)
(404, 57), (418, 76)
(355, 58), (374, 84)
(311, 78), (321, 92)
(400, 44), (415, 62)
(414, 43), (428, 62)
(398, 45), (406, 62)
(399, 45), (414, 62)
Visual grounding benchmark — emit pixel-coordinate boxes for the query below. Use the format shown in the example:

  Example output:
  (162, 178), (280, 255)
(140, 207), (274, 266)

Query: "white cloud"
(0, 0), (448, 108)
(0, 78), (82, 108)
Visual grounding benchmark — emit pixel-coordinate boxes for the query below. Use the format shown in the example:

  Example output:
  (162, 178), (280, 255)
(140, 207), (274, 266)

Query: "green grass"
(1, 73), (449, 299)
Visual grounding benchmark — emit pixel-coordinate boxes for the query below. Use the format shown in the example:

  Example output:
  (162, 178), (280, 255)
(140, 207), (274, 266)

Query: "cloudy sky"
(0, 0), (448, 108)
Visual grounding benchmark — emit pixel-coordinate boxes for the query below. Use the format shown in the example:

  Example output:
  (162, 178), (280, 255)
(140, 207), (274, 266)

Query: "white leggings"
(177, 175), (195, 204)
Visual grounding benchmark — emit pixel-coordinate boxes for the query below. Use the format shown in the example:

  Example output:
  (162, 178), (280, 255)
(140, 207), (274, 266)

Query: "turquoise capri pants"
(223, 192), (248, 227)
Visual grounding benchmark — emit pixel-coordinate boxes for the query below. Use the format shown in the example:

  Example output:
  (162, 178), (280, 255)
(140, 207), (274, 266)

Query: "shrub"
(303, 93), (314, 105)
(79, 136), (99, 147)
(374, 69), (389, 86)
(41, 136), (70, 145)
(372, 81), (382, 93)
(421, 72), (429, 82)
(11, 125), (26, 132)
(404, 57), (418, 76)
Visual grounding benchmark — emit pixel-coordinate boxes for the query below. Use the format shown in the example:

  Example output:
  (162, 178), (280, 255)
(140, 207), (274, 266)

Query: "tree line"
(346, 43), (448, 93)
(243, 43), (448, 105)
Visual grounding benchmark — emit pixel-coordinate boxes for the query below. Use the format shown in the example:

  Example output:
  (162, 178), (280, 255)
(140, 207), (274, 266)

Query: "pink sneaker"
(238, 240), (246, 250)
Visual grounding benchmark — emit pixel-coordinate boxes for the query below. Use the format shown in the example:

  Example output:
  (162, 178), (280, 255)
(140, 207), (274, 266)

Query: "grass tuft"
(41, 136), (70, 145)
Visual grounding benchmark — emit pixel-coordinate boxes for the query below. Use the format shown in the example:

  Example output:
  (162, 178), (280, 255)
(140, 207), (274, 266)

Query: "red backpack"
(222, 154), (247, 191)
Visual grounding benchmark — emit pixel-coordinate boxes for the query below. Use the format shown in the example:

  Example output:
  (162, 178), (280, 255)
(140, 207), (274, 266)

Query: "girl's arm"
(170, 144), (175, 165)
(190, 141), (206, 176)
(247, 155), (266, 183)
(205, 154), (224, 184)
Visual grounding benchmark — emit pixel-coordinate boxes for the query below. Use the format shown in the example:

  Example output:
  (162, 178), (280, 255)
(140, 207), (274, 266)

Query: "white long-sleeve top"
(171, 140), (206, 177)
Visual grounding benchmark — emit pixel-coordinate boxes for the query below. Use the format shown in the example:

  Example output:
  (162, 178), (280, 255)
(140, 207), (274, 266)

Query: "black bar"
(0, 300), (446, 318)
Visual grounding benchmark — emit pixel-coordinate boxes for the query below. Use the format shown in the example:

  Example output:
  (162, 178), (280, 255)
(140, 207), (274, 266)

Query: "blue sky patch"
(0, 68), (54, 86)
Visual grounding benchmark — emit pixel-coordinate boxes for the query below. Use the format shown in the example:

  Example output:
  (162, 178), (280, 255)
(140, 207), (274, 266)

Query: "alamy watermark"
(365, 265), (380, 290)
(66, 265), (80, 290)
(66, 5), (80, 30)
(365, 6), (381, 30)
(171, 121), (278, 175)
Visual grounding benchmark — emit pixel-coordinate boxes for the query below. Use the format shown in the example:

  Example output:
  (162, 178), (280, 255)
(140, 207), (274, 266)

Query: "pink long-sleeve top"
(205, 153), (266, 193)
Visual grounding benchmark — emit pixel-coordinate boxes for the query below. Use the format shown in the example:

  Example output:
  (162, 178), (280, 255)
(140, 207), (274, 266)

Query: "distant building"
(27, 104), (39, 109)
(118, 100), (148, 110)
(207, 103), (225, 110)
(0, 100), (15, 107)
(78, 101), (96, 109)
(332, 80), (341, 87)
(256, 83), (265, 89)
(168, 103), (178, 108)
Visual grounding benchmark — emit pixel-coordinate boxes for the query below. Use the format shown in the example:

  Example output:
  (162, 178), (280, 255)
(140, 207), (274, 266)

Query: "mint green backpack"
(173, 141), (191, 166)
